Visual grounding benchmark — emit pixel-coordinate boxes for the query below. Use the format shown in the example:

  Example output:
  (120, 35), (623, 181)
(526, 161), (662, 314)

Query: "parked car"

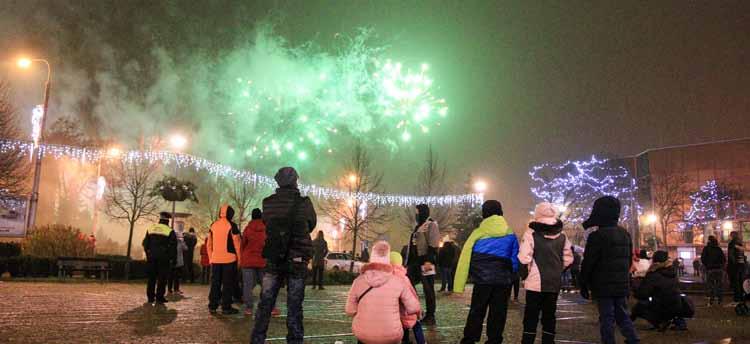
(326, 252), (364, 273)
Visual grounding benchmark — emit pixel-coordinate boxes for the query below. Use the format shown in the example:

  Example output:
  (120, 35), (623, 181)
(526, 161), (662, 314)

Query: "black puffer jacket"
(580, 226), (633, 298)
(262, 187), (317, 262)
(701, 242), (726, 270)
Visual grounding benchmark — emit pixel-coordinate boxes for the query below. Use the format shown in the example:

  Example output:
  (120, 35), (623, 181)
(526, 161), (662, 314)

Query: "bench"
(57, 257), (111, 281)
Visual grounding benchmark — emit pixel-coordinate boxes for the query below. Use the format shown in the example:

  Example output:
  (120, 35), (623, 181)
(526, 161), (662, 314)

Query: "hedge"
(0, 242), (21, 258)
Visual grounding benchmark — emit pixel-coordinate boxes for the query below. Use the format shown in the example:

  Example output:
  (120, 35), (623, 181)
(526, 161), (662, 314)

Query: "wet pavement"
(0, 281), (747, 343)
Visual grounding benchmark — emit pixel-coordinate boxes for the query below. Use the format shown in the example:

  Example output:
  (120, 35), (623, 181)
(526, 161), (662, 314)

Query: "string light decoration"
(684, 180), (733, 227)
(529, 155), (638, 225)
(0, 139), (482, 207)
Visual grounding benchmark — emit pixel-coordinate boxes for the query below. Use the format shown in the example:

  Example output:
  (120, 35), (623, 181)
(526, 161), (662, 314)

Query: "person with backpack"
(207, 205), (242, 314)
(311, 231), (329, 290)
(632, 251), (691, 331)
(727, 231), (747, 304)
(142, 212), (177, 304)
(251, 167), (317, 344)
(346, 241), (421, 344)
(405, 204), (440, 325)
(517, 202), (573, 344)
(701, 235), (726, 306)
(454, 200), (519, 344)
(579, 196), (640, 344)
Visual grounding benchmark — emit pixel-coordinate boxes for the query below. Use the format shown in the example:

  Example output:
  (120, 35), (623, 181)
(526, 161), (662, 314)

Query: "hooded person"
(207, 204), (242, 314)
(311, 231), (329, 290)
(142, 212), (177, 304)
(405, 203), (440, 325)
(184, 228), (198, 283)
(633, 251), (689, 330)
(579, 196), (640, 344)
(518, 202), (573, 344)
(346, 241), (421, 344)
(701, 235), (726, 305)
(454, 200), (519, 344)
(252, 167), (317, 344)
(240, 208), (267, 316)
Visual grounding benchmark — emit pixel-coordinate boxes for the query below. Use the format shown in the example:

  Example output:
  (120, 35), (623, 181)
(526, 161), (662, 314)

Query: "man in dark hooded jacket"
(251, 167), (317, 344)
(143, 212), (177, 304)
(579, 196), (639, 344)
(405, 203), (440, 325)
(633, 251), (687, 331)
(701, 235), (726, 305)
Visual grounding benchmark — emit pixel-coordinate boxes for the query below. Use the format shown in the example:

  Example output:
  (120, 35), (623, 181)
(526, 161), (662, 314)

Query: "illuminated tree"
(684, 180), (740, 227)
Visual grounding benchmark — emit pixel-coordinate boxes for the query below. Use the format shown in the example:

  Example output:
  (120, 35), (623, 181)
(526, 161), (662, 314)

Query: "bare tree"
(650, 173), (690, 245)
(228, 179), (260, 230)
(0, 80), (27, 197)
(320, 144), (388, 271)
(401, 146), (455, 234)
(104, 159), (161, 263)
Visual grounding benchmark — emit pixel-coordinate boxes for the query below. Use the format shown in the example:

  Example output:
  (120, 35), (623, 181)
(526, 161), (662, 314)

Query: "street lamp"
(18, 57), (52, 232)
(723, 221), (734, 231)
(473, 180), (488, 193)
(168, 133), (188, 151)
(348, 174), (358, 185)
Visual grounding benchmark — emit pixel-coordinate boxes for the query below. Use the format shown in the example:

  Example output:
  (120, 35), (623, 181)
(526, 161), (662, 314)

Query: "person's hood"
(582, 196), (621, 229)
(219, 204), (235, 221)
(360, 262), (394, 287)
(416, 204), (430, 225)
(648, 260), (674, 275)
(529, 219), (563, 238)
(477, 215), (513, 237)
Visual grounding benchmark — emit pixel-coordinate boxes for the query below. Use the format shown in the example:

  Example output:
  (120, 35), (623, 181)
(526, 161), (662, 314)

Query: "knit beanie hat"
(369, 241), (391, 264)
(389, 251), (403, 266)
(274, 167), (299, 188)
(652, 250), (669, 263)
(533, 202), (558, 225)
(481, 200), (503, 218)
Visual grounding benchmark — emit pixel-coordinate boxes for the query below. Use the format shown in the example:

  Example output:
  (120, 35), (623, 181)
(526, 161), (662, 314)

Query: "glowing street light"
(17, 57), (52, 232)
(723, 221), (734, 231)
(106, 146), (123, 158)
(473, 180), (488, 193)
(169, 134), (188, 151)
(348, 174), (358, 184)
(646, 213), (658, 225)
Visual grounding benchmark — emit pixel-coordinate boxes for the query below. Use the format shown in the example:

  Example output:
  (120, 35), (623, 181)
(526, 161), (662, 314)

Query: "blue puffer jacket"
(454, 215), (519, 292)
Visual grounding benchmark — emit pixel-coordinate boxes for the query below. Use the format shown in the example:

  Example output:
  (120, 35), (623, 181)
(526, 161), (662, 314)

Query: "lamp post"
(168, 134), (187, 229)
(646, 213), (659, 250)
(18, 58), (52, 232)
(92, 147), (122, 238)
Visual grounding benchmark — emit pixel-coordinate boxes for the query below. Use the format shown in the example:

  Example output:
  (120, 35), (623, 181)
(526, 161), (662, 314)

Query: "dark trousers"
(311, 265), (325, 287)
(185, 254), (195, 283)
(595, 297), (640, 344)
(146, 258), (170, 302)
(571, 270), (579, 288)
(728, 264), (746, 302)
(168, 267), (182, 292)
(511, 275), (520, 300)
(409, 267), (437, 317)
(440, 267), (454, 292)
(251, 264), (307, 344)
(208, 263), (237, 311)
(522, 291), (558, 344)
(460, 285), (511, 344)
(706, 269), (724, 304)
(201, 266), (210, 284)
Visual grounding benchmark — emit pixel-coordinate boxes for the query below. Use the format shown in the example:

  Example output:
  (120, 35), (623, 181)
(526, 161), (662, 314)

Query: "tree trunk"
(125, 221), (135, 280)
(350, 227), (358, 272)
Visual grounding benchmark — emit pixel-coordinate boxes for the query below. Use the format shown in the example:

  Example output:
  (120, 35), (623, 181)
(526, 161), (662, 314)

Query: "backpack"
(262, 196), (301, 269)
(519, 232), (565, 281)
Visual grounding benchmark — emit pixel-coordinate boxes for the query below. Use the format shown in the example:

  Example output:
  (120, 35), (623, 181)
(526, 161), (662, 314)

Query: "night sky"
(1, 1), (749, 232)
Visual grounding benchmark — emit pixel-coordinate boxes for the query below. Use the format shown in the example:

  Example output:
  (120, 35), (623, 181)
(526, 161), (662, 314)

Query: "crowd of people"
(140, 166), (748, 344)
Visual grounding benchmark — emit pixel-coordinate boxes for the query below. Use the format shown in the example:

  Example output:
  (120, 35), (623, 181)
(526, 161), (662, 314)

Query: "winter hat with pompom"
(369, 241), (392, 265)
(533, 202), (558, 225)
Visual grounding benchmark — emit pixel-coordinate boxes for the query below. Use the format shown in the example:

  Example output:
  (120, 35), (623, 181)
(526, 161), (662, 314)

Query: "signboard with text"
(0, 196), (27, 237)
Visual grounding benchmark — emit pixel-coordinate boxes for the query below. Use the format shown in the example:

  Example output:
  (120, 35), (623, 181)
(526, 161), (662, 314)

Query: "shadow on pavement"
(117, 304), (178, 336)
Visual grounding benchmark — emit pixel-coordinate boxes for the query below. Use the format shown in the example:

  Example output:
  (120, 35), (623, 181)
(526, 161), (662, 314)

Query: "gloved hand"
(580, 287), (590, 300)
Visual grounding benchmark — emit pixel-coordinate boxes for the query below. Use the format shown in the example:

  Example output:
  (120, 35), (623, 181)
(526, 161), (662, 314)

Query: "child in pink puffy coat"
(390, 251), (425, 344)
(346, 241), (421, 344)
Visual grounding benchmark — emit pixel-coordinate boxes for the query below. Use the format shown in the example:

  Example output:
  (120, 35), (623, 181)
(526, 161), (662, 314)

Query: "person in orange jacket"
(207, 204), (242, 314)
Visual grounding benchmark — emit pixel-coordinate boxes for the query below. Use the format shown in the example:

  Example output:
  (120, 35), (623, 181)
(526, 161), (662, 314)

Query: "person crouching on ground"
(579, 196), (640, 344)
(518, 202), (573, 344)
(390, 251), (426, 344)
(632, 251), (689, 331)
(346, 241), (421, 344)
(453, 200), (519, 344)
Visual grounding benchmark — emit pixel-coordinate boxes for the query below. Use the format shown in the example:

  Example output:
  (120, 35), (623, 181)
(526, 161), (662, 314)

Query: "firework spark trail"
(0, 139), (480, 207)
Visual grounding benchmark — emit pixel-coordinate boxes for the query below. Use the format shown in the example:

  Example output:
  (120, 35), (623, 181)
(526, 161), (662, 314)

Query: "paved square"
(0, 281), (746, 343)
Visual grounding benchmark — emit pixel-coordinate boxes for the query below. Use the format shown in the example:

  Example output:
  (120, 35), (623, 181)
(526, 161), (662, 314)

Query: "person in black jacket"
(632, 251), (686, 331)
(579, 196), (639, 344)
(405, 204), (440, 325)
(142, 212), (177, 304)
(438, 240), (457, 293)
(184, 228), (198, 283)
(701, 235), (726, 305)
(727, 231), (747, 303)
(251, 167), (317, 344)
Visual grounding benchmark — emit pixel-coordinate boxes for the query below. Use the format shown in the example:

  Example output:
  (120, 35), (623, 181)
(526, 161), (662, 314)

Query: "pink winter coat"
(392, 264), (420, 329)
(518, 226), (574, 292)
(346, 262), (421, 344)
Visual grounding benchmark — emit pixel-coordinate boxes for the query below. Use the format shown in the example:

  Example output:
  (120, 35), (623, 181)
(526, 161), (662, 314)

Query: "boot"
(521, 332), (536, 344)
